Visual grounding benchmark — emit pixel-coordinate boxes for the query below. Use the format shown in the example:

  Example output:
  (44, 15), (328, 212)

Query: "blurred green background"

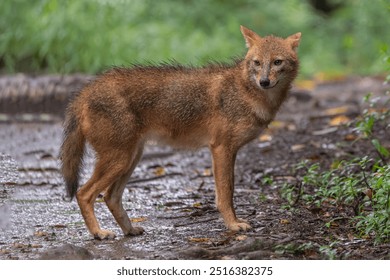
(1, 0), (389, 78)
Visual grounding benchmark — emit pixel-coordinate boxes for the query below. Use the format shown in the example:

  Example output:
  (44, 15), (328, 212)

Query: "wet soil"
(0, 75), (389, 260)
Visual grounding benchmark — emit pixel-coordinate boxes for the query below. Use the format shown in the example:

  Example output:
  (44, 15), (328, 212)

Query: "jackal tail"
(60, 107), (85, 200)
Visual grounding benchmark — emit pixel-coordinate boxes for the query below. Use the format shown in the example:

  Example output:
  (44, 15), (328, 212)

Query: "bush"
(0, 0), (389, 76)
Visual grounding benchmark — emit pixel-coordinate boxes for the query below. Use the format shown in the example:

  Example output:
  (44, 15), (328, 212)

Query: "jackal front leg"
(210, 144), (252, 231)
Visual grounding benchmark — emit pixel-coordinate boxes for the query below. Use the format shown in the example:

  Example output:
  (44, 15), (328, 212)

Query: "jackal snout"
(259, 77), (271, 88)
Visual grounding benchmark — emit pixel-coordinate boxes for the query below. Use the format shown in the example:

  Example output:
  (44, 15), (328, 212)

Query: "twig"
(361, 169), (371, 190)
(197, 180), (205, 191)
(157, 207), (217, 220)
(243, 209), (256, 219)
(157, 214), (191, 220)
(126, 172), (183, 185)
(174, 217), (219, 228)
(292, 181), (303, 206)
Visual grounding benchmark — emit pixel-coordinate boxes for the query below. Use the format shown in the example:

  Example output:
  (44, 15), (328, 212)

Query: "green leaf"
(371, 139), (390, 157)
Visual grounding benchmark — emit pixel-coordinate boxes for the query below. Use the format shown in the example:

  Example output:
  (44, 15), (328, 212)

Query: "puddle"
(1, 122), (254, 259)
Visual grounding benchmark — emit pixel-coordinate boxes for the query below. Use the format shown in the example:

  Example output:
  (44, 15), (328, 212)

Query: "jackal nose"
(259, 79), (270, 88)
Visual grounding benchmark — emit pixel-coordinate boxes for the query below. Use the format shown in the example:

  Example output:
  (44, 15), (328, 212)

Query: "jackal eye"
(253, 60), (260, 66)
(273, 59), (283, 66)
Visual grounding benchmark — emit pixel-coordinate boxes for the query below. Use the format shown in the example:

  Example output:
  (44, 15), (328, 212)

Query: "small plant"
(355, 92), (390, 164)
(274, 242), (315, 256)
(355, 164), (390, 243)
(319, 244), (338, 260)
(283, 158), (367, 207)
(282, 156), (389, 243)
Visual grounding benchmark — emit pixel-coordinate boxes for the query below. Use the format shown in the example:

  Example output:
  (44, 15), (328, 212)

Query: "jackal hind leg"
(104, 146), (144, 237)
(76, 150), (135, 240)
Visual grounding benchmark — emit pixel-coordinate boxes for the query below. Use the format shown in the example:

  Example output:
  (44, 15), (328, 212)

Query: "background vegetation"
(1, 0), (389, 77)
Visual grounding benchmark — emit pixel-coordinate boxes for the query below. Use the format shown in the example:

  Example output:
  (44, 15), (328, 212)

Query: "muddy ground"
(0, 74), (389, 260)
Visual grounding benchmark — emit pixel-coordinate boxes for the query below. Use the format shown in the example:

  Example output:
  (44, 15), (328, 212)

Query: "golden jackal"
(60, 26), (301, 239)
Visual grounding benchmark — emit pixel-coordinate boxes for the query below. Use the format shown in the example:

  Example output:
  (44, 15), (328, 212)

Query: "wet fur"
(60, 26), (301, 239)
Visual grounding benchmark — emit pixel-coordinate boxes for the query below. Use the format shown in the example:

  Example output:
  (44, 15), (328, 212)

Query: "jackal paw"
(227, 220), (252, 232)
(93, 229), (116, 240)
(125, 226), (144, 236)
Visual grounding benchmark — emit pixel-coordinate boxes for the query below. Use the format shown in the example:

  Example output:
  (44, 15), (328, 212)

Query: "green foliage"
(280, 59), (390, 242)
(0, 0), (389, 76)
(274, 241), (339, 259)
(319, 243), (338, 260)
(355, 164), (390, 243)
(274, 242), (314, 256)
(355, 92), (390, 162)
(281, 156), (390, 243)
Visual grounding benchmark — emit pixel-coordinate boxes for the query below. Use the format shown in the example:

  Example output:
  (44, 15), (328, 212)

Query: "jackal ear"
(240, 25), (261, 48)
(287, 32), (301, 52)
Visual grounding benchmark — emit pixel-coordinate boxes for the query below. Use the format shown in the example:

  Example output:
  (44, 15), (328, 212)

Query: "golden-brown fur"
(60, 26), (301, 239)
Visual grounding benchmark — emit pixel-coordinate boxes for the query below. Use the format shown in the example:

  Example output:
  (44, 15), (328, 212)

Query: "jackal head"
(240, 25), (301, 90)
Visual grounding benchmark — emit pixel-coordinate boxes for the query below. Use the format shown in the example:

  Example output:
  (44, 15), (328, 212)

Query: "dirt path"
(0, 75), (389, 260)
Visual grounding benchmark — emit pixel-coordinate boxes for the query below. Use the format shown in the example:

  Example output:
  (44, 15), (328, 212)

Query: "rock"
(39, 244), (94, 260)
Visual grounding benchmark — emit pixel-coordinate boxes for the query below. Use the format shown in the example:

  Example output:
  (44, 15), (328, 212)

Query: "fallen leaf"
(52, 224), (67, 229)
(287, 123), (297, 131)
(312, 127), (338, 136)
(323, 212), (331, 218)
(130, 217), (147, 223)
(153, 166), (166, 176)
(13, 243), (28, 249)
(364, 189), (373, 200)
(259, 134), (272, 142)
(304, 249), (319, 259)
(295, 79), (316, 90)
(329, 222), (339, 228)
(203, 168), (212, 176)
(192, 202), (203, 208)
(34, 231), (49, 237)
(267, 121), (296, 132)
(344, 134), (358, 141)
(309, 155), (323, 161)
(269, 120), (287, 129)
(188, 237), (210, 243)
(314, 72), (347, 82)
(324, 106), (349, 116)
(280, 219), (290, 224)
(329, 115), (350, 126)
(367, 108), (389, 114)
(291, 144), (305, 152)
